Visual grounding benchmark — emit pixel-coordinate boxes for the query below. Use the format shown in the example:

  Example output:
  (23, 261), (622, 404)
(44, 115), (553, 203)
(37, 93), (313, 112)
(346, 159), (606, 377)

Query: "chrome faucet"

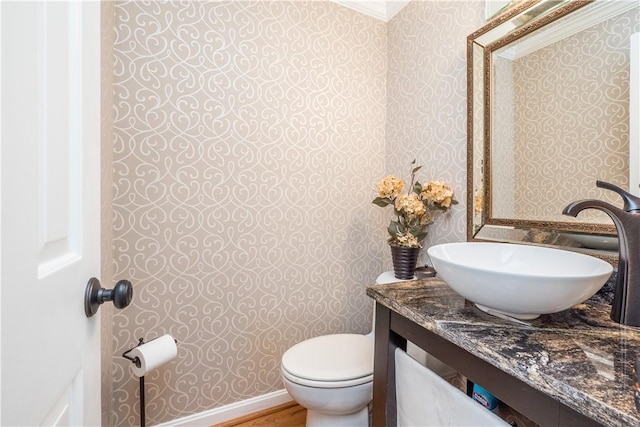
(563, 180), (640, 326)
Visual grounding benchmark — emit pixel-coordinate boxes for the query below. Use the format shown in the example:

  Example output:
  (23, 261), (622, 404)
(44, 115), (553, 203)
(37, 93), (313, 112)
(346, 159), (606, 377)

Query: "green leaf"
(388, 221), (403, 237)
(414, 229), (428, 242)
(412, 165), (422, 174)
(387, 226), (397, 239)
(372, 197), (392, 207)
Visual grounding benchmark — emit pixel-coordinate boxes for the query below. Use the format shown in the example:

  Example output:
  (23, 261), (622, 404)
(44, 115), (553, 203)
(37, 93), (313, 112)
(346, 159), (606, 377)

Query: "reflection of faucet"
(563, 181), (640, 327)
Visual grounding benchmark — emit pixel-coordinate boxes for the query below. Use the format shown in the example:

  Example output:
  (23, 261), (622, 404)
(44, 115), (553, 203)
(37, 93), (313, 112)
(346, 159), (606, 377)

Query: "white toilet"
(280, 272), (405, 426)
(281, 272), (452, 426)
(281, 333), (374, 426)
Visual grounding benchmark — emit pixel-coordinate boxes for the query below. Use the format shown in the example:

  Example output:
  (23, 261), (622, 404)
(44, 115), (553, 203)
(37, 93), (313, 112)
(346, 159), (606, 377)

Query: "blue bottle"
(472, 384), (499, 414)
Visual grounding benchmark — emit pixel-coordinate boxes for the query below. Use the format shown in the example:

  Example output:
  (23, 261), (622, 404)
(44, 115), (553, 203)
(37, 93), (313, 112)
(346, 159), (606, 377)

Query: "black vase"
(390, 245), (420, 280)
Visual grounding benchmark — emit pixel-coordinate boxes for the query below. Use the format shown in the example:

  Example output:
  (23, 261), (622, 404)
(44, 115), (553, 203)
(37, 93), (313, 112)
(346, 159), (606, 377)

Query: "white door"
(1, 1), (101, 426)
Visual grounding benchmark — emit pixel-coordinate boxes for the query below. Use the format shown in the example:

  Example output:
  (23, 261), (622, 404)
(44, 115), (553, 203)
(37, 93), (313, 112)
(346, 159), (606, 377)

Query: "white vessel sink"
(427, 242), (613, 320)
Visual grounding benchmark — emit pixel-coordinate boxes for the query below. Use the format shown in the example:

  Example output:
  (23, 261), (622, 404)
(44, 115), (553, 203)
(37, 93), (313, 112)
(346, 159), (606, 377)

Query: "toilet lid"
(282, 334), (373, 382)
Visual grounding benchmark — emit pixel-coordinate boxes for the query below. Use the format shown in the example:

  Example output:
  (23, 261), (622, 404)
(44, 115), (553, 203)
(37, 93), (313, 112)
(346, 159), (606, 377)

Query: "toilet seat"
(282, 334), (374, 388)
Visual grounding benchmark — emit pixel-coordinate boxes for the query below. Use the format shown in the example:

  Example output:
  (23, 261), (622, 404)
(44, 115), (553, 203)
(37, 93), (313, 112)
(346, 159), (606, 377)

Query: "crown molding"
(498, 1), (638, 60)
(331, 0), (411, 22)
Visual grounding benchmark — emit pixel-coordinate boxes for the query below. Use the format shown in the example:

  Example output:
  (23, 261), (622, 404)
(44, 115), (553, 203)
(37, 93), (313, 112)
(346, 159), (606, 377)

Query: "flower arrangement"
(373, 160), (457, 248)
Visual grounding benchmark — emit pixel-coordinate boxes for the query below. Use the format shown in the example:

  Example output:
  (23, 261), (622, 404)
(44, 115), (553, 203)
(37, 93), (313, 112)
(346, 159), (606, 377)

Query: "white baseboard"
(153, 389), (293, 427)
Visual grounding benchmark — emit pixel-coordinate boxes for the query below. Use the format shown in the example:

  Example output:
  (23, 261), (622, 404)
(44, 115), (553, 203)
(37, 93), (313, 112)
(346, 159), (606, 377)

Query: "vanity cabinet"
(367, 278), (640, 427)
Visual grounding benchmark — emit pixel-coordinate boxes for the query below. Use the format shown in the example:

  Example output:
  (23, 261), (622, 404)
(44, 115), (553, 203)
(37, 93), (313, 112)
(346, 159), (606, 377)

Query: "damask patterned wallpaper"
(387, 1), (483, 261)
(109, 1), (388, 425)
(510, 9), (639, 221)
(103, 2), (638, 424)
(493, 58), (515, 218)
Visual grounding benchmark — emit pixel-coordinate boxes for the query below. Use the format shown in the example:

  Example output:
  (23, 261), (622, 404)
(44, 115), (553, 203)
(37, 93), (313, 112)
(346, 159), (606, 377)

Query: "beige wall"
(101, 3), (640, 424)
(387, 1), (484, 258)
(108, 1), (388, 425)
(105, 0), (486, 424)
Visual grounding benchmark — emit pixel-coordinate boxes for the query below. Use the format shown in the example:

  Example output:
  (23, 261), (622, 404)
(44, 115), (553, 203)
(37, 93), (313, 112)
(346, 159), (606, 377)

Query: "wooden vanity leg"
(372, 305), (406, 427)
(372, 304), (390, 427)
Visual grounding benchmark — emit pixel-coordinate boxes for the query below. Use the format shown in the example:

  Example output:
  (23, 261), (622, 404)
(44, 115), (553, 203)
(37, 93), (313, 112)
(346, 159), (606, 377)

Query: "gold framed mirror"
(467, 0), (639, 261)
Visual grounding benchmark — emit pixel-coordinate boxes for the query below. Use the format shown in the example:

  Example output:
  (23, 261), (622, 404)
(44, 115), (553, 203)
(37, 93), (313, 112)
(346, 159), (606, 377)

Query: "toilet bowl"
(281, 271), (446, 426)
(281, 333), (373, 426)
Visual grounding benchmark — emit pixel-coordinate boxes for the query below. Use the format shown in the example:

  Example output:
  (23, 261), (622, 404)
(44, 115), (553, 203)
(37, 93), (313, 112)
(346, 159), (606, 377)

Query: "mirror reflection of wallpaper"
(492, 58), (515, 218)
(109, 1), (388, 425)
(492, 8), (639, 222)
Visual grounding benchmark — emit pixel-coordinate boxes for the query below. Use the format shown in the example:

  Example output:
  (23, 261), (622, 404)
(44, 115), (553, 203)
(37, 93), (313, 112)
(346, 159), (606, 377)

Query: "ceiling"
(331, 0), (412, 22)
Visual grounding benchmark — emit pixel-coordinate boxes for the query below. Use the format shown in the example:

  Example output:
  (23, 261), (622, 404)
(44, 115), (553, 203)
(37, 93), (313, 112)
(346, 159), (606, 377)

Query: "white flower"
(422, 180), (455, 208)
(376, 175), (404, 198)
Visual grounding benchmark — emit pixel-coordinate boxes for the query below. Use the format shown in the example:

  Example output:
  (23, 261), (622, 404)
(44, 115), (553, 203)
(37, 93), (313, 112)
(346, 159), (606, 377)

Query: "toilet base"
(306, 405), (369, 427)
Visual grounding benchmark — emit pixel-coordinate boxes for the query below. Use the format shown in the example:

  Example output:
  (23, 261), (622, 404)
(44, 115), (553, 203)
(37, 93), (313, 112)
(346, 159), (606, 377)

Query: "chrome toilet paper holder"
(123, 337), (178, 427)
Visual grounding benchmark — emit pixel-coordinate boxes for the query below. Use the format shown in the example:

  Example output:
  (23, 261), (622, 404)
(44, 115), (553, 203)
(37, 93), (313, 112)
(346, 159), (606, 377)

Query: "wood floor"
(214, 402), (306, 427)
(212, 397), (537, 427)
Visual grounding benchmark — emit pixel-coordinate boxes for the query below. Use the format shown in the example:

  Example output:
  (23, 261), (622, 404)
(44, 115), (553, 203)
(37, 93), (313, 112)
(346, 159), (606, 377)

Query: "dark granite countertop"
(366, 277), (640, 426)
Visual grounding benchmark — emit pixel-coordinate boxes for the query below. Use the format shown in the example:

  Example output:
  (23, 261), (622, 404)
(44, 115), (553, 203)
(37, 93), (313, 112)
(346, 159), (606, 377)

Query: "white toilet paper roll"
(129, 334), (177, 377)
